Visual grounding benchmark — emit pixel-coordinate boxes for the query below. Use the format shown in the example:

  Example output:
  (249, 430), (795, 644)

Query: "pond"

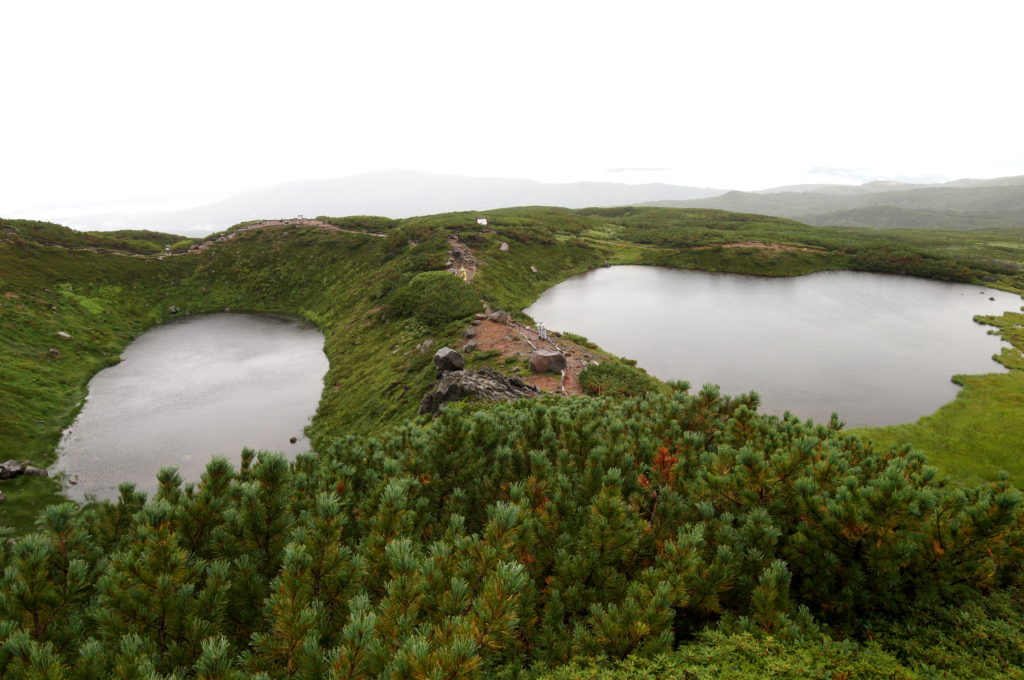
(53, 313), (328, 501)
(525, 267), (1022, 427)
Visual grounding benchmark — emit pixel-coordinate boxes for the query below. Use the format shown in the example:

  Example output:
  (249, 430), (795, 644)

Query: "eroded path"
(446, 236), (478, 282)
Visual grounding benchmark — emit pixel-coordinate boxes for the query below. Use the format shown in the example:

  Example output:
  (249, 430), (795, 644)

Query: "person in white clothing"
(538, 322), (547, 341)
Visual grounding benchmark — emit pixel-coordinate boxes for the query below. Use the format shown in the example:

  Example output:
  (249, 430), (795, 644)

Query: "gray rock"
(530, 265), (538, 273)
(499, 242), (510, 251)
(22, 465), (47, 477)
(169, 305), (180, 314)
(0, 460), (24, 480)
(462, 327), (477, 338)
(418, 339), (435, 353)
(530, 350), (567, 374)
(48, 348), (60, 357)
(474, 313), (488, 320)
(419, 367), (536, 415)
(464, 339), (478, 353)
(488, 310), (511, 325)
(56, 331), (71, 339)
(433, 347), (464, 373)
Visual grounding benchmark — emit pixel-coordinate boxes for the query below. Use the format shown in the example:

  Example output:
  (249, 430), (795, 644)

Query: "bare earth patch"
(464, 319), (605, 396)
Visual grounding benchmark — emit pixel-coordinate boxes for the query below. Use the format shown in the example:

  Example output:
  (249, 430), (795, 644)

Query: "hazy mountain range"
(642, 175), (1024, 231)
(58, 171), (723, 235)
(40, 171), (1024, 234)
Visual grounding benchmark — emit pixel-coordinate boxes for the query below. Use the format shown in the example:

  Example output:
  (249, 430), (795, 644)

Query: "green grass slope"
(853, 310), (1024, 486)
(2, 207), (1024, 679)
(2, 207), (1023, 530)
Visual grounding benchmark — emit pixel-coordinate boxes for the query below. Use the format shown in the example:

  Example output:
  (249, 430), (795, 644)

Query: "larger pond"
(525, 267), (1022, 427)
(53, 313), (328, 501)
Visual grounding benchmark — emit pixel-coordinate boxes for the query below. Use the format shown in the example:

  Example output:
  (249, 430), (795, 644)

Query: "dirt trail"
(446, 236), (478, 282)
(466, 318), (602, 396)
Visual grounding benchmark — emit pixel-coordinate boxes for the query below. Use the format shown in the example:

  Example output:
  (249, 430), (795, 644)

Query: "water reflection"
(526, 267), (1021, 427)
(54, 313), (327, 501)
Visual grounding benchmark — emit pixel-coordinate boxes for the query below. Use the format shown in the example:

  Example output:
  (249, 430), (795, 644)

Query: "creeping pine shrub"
(385, 270), (481, 327)
(579, 360), (662, 397)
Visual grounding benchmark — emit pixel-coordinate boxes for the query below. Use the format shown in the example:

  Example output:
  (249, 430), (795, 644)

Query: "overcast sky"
(2, 0), (1022, 218)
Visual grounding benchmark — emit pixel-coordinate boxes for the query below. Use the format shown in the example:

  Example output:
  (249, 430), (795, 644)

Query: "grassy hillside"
(2, 207), (1024, 678)
(641, 180), (1024, 231)
(3, 208), (1024, 534)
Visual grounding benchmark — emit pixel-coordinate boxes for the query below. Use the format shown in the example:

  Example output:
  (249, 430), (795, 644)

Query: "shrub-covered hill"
(3, 208), (1024, 677)
(2, 208), (1024, 532)
(3, 390), (1024, 678)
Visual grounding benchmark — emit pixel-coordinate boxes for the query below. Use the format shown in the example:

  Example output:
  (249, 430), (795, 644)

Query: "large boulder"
(530, 350), (566, 374)
(488, 310), (511, 325)
(433, 347), (464, 373)
(420, 367), (537, 415)
(0, 460), (24, 480)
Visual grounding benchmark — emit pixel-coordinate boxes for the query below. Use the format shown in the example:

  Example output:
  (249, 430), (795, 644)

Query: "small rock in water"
(289, 436), (298, 444)
(989, 297), (996, 301)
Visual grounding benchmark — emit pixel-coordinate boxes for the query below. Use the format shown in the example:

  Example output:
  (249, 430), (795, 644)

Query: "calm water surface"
(526, 267), (1022, 427)
(54, 313), (327, 501)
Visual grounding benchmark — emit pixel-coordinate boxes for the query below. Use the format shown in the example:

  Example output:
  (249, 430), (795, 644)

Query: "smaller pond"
(525, 267), (1022, 427)
(53, 313), (328, 501)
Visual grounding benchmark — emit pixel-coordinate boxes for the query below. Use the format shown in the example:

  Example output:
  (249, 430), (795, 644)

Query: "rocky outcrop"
(433, 347), (464, 373)
(0, 460), (48, 481)
(530, 349), (567, 374)
(419, 367), (538, 415)
(0, 460), (23, 480)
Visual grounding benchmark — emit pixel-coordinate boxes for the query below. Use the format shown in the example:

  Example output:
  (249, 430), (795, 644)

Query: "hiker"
(538, 322), (547, 341)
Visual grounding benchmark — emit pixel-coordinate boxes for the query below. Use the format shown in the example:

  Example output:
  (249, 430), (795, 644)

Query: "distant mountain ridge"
(642, 175), (1024, 230)
(63, 170), (724, 233)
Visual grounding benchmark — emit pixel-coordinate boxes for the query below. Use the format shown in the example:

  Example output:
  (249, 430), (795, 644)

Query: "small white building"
(477, 217), (488, 226)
